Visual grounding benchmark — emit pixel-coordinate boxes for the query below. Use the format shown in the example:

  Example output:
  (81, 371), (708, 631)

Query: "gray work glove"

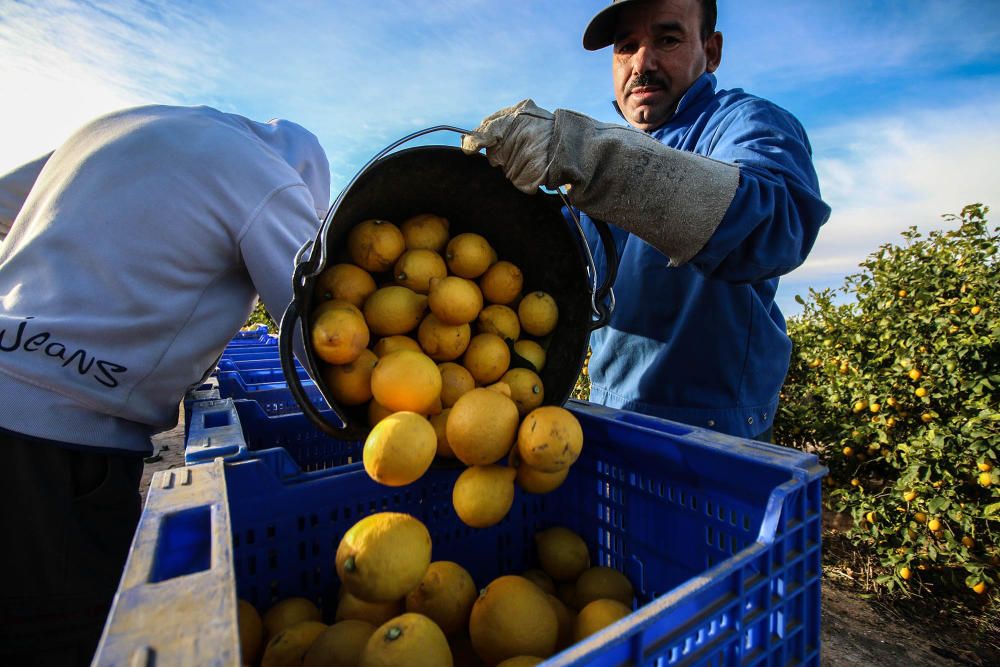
(461, 99), (554, 195)
(463, 101), (741, 266)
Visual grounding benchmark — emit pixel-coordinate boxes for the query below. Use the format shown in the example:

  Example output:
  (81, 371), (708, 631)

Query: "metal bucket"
(279, 127), (617, 439)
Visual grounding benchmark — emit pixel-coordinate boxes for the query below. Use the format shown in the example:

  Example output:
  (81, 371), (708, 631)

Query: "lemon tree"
(777, 204), (999, 597)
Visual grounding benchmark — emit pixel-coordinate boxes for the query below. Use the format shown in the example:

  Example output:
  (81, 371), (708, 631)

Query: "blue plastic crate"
(184, 398), (358, 475)
(224, 332), (277, 347)
(216, 370), (315, 403)
(217, 357), (302, 373)
(218, 348), (281, 362)
(182, 384), (221, 436)
(98, 401), (825, 666)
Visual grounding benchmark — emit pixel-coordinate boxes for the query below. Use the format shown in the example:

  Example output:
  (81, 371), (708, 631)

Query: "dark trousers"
(0, 431), (143, 667)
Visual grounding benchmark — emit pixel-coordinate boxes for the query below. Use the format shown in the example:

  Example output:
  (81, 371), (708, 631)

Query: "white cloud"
(792, 95), (1000, 285)
(0, 0), (227, 173)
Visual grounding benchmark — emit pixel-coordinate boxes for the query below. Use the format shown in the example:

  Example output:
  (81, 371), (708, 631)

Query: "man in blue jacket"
(463, 0), (830, 441)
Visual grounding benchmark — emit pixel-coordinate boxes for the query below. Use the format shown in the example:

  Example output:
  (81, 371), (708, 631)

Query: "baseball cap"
(582, 0), (648, 51)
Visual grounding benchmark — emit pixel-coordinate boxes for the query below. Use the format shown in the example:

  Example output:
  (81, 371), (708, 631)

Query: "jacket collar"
(612, 72), (718, 133)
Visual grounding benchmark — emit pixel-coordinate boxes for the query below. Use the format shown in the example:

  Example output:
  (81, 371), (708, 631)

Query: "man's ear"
(705, 31), (723, 73)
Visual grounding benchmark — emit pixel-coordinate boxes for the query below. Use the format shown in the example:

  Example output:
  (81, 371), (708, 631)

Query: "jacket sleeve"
(687, 101), (831, 283)
(237, 183), (322, 366)
(0, 152), (53, 241)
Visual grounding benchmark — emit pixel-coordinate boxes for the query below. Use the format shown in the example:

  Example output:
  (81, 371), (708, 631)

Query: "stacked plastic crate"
(95, 328), (827, 666)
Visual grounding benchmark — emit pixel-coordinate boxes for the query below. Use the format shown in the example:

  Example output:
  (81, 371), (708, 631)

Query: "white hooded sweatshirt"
(0, 105), (330, 453)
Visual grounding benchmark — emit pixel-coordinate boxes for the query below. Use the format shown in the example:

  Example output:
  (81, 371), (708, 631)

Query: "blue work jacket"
(580, 72), (831, 438)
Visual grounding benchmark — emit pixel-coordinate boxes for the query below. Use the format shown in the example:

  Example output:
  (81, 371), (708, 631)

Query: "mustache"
(626, 72), (668, 93)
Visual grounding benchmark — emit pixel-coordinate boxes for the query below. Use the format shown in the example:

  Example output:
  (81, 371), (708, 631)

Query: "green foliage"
(245, 299), (276, 331)
(777, 204), (999, 598)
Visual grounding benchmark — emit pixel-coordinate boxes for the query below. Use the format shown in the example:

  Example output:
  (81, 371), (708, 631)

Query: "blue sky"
(2, 0), (999, 315)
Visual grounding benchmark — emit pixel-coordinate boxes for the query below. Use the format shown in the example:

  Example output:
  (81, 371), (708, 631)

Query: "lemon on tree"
(336, 512), (432, 602)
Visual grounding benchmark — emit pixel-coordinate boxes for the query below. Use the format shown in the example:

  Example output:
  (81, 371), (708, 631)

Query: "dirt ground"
(142, 402), (996, 666)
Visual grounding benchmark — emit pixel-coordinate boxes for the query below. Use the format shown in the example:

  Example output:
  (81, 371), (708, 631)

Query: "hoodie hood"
(244, 117), (331, 218)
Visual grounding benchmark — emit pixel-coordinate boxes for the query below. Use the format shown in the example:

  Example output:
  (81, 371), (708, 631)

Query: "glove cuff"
(547, 110), (740, 266)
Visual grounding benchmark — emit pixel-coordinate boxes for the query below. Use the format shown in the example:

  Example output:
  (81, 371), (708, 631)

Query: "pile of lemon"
(238, 514), (636, 667)
(310, 214), (585, 527)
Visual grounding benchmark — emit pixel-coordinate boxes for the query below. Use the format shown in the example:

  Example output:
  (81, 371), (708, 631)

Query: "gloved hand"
(466, 102), (741, 266)
(461, 99), (554, 194)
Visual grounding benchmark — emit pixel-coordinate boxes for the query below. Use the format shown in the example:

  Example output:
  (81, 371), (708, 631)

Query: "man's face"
(612, 0), (722, 131)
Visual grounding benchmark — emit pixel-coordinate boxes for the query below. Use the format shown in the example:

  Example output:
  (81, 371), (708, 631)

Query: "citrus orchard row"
(777, 204), (999, 598)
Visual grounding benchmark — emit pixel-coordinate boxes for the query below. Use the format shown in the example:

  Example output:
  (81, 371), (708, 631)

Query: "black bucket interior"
(297, 146), (593, 437)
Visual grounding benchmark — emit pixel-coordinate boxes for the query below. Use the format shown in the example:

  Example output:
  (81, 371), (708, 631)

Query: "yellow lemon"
(535, 527), (590, 583)
(446, 388), (519, 465)
(313, 263), (377, 309)
(556, 582), (578, 611)
(429, 409), (455, 458)
(303, 620), (376, 667)
(516, 464), (569, 495)
(512, 340), (546, 372)
(363, 412), (437, 486)
(479, 261), (523, 305)
(470, 575), (558, 665)
(978, 461), (993, 472)
(449, 634), (484, 667)
(517, 407), (583, 473)
(428, 276), (484, 325)
(446, 232), (494, 279)
(497, 658), (544, 667)
(574, 567), (635, 608)
(573, 599), (631, 642)
(908, 368), (922, 381)
(372, 334), (423, 357)
(405, 561), (478, 637)
(323, 348), (378, 406)
(312, 302), (370, 365)
(394, 249), (448, 294)
(418, 313), (472, 362)
(500, 368), (544, 416)
(263, 597), (322, 641)
(518, 292), (558, 337)
(360, 613), (453, 667)
(463, 333), (511, 385)
(477, 304), (521, 341)
(363, 286), (428, 336)
(521, 569), (556, 596)
(348, 219), (406, 273)
(452, 465), (518, 528)
(335, 512), (432, 602)
(546, 594), (576, 652)
(371, 350), (442, 413)
(238, 599), (264, 665)
(335, 591), (404, 627)
(972, 581), (988, 594)
(899, 566), (912, 581)
(262, 620), (328, 667)
(439, 362), (476, 408)
(401, 213), (450, 252)
(368, 399), (394, 427)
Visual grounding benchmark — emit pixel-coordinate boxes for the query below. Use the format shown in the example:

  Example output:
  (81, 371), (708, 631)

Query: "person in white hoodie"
(0, 104), (330, 666)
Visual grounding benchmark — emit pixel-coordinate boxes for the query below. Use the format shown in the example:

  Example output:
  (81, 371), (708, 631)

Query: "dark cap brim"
(583, 0), (645, 51)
